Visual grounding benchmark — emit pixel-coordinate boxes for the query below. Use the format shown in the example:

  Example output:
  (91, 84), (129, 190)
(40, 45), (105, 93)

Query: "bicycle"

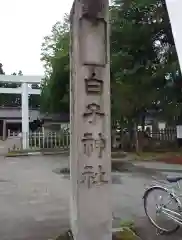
(143, 176), (182, 235)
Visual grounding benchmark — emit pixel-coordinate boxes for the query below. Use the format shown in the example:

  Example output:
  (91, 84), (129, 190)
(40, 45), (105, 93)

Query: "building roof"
(0, 107), (69, 122)
(41, 113), (69, 122)
(0, 107), (40, 120)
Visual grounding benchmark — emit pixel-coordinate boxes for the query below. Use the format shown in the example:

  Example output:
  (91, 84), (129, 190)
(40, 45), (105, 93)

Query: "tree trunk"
(127, 121), (134, 151)
(134, 122), (139, 153)
(152, 119), (159, 132)
(141, 114), (145, 132)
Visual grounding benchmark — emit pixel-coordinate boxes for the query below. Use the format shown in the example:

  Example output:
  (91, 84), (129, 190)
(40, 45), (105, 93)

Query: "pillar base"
(55, 230), (74, 240)
(55, 229), (141, 240)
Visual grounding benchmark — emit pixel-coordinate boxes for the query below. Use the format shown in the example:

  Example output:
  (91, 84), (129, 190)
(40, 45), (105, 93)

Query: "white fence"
(8, 129), (20, 137)
(7, 130), (70, 151)
(29, 132), (70, 150)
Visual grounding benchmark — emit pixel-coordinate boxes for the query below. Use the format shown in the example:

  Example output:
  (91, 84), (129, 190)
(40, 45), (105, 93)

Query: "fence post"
(46, 133), (49, 149)
(62, 133), (65, 149)
(55, 132), (57, 148)
(51, 132), (53, 149)
(58, 132), (61, 148)
(65, 133), (67, 150)
(23, 131), (71, 150)
(66, 133), (69, 149)
(38, 132), (41, 149)
(8, 129), (11, 138)
(33, 132), (36, 149)
(29, 132), (30, 149)
(42, 131), (45, 149)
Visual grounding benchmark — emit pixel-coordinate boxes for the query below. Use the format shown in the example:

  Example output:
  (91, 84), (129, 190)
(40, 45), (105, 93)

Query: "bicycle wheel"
(143, 186), (180, 234)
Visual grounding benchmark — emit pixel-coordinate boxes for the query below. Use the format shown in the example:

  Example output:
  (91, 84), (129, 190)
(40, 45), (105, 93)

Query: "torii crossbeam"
(0, 75), (43, 149)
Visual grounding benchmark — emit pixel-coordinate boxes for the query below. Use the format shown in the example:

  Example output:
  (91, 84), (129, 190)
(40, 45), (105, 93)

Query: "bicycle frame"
(153, 181), (182, 225)
(161, 207), (182, 225)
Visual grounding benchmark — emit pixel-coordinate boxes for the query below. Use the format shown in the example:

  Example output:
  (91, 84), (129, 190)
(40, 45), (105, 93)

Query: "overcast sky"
(0, 0), (73, 76)
(1, 0), (181, 77)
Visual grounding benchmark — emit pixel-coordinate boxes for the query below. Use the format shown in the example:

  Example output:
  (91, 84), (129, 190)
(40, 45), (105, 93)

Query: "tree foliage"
(40, 0), (181, 126)
(41, 15), (69, 113)
(111, 0), (180, 127)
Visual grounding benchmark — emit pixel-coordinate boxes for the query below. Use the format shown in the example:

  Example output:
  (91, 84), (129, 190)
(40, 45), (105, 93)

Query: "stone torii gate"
(0, 75), (42, 149)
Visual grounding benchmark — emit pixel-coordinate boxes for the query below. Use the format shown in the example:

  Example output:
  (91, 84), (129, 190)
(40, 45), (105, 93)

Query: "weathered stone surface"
(69, 0), (111, 239)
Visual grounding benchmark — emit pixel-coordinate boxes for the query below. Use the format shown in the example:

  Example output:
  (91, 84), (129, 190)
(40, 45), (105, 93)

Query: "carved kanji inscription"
(80, 165), (108, 188)
(80, 165), (95, 188)
(82, 133), (106, 157)
(83, 103), (104, 124)
(95, 133), (105, 158)
(85, 73), (103, 94)
(82, 133), (94, 157)
(95, 165), (108, 185)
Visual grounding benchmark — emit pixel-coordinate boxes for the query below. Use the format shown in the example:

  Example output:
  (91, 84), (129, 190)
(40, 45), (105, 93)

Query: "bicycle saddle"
(167, 176), (182, 183)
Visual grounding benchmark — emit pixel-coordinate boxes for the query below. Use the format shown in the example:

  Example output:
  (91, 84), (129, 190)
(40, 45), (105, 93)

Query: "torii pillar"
(0, 75), (42, 149)
(70, 0), (112, 239)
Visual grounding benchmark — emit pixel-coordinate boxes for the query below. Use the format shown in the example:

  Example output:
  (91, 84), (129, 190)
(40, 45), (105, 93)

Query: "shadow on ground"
(53, 161), (164, 184)
(136, 217), (182, 240)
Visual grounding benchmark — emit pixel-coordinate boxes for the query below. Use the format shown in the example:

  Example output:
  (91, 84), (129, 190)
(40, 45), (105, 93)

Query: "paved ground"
(0, 155), (70, 240)
(0, 155), (181, 239)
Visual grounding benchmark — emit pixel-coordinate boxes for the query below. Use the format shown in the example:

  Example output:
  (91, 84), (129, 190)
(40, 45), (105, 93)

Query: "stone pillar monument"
(70, 0), (112, 239)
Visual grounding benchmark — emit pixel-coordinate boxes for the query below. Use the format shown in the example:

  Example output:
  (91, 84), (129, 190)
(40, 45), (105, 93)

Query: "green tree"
(41, 15), (70, 113)
(111, 0), (180, 128)
(40, 0), (181, 129)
